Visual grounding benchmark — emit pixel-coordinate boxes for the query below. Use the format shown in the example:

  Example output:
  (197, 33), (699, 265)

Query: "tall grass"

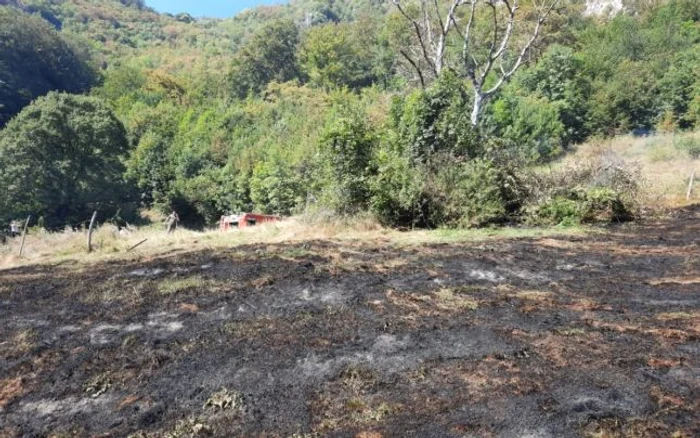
(0, 213), (587, 270)
(560, 131), (700, 207)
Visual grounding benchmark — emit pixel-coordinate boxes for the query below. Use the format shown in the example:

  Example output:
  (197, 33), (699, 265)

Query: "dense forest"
(0, 0), (698, 230)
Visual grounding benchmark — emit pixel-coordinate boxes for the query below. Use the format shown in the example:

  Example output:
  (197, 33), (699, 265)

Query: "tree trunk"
(471, 92), (484, 127)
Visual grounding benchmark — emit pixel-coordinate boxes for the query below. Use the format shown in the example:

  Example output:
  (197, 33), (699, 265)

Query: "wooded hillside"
(0, 0), (698, 229)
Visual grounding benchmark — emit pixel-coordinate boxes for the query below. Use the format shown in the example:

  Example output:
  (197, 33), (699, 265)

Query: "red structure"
(219, 213), (281, 231)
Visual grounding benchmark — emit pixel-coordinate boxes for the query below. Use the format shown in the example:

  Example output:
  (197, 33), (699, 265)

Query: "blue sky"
(146, 1), (287, 18)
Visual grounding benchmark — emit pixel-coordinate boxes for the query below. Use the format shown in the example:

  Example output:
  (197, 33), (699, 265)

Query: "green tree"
(390, 73), (480, 164)
(489, 92), (565, 162)
(228, 19), (301, 99)
(250, 160), (301, 215)
(299, 21), (377, 90)
(517, 45), (591, 145)
(658, 46), (700, 130)
(587, 60), (659, 135)
(319, 109), (376, 213)
(0, 7), (96, 127)
(0, 92), (130, 229)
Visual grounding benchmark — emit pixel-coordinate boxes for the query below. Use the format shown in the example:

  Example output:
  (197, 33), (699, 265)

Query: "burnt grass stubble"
(1, 207), (699, 437)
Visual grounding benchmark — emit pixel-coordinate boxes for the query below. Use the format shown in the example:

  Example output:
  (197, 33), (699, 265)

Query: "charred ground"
(1, 207), (699, 437)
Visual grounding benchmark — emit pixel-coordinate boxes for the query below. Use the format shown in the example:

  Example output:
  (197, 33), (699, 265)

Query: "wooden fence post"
(18, 215), (30, 257)
(687, 171), (696, 201)
(87, 211), (98, 253)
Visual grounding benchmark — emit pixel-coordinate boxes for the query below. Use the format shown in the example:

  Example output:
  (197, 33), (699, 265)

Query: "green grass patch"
(157, 275), (210, 295)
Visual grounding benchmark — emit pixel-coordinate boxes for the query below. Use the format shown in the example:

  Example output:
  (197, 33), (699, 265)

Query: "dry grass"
(562, 131), (700, 207)
(0, 215), (585, 271)
(433, 287), (479, 311)
(3, 330), (37, 358)
(656, 311), (699, 321)
(157, 275), (211, 296)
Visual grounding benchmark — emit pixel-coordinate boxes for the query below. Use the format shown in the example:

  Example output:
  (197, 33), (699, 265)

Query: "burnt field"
(1, 208), (699, 437)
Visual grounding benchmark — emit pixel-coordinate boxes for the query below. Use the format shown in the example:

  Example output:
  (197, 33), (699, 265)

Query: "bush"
(523, 157), (638, 227)
(673, 134), (700, 159)
(530, 196), (582, 226)
(582, 187), (633, 223)
(370, 150), (522, 229)
(527, 187), (633, 226)
(369, 147), (426, 228)
(424, 158), (522, 228)
(319, 110), (376, 214)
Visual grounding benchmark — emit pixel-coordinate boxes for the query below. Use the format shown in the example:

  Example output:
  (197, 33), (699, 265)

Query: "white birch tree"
(391, 0), (562, 126)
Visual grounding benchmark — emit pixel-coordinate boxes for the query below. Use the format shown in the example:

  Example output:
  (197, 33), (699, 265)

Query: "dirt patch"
(1, 206), (700, 436)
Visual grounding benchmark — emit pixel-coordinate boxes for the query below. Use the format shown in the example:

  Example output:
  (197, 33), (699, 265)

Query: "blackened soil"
(1, 207), (699, 437)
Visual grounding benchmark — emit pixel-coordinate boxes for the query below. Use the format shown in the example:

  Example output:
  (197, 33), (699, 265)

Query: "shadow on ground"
(1, 206), (699, 437)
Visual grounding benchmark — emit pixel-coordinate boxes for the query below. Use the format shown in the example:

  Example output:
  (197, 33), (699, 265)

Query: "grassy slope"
(551, 131), (700, 206)
(0, 216), (589, 270)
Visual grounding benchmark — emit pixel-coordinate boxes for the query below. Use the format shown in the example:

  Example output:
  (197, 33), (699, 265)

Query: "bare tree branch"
(462, 0), (478, 75)
(400, 49), (427, 88)
(392, 0), (563, 126)
(392, 0), (438, 77)
(484, 0), (560, 96)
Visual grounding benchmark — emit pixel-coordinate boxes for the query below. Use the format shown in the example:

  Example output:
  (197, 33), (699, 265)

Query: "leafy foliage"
(0, 7), (96, 127)
(0, 92), (130, 229)
(390, 73), (481, 164)
(300, 19), (389, 90)
(0, 0), (697, 231)
(228, 19), (301, 98)
(319, 106), (377, 214)
(527, 188), (633, 226)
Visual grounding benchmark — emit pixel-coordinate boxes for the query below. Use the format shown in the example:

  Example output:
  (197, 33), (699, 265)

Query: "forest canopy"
(0, 7), (96, 127)
(0, 0), (698, 229)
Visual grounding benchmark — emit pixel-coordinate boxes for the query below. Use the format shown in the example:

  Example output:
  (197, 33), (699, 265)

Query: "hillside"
(1, 1), (699, 437)
(0, 0), (698, 231)
(9, 0), (390, 69)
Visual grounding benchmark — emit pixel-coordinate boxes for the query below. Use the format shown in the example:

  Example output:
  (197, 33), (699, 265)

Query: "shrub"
(527, 187), (633, 226)
(369, 147), (426, 228)
(523, 156), (639, 226)
(673, 134), (700, 159)
(529, 196), (582, 226)
(582, 187), (633, 223)
(424, 157), (521, 228)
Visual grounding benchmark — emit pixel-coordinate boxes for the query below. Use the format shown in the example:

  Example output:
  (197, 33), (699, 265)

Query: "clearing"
(1, 207), (699, 437)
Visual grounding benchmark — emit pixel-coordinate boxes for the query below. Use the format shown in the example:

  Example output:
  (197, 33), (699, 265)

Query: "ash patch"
(128, 268), (165, 277)
(463, 263), (552, 285)
(20, 394), (117, 418)
(551, 381), (651, 426)
(88, 311), (183, 345)
(295, 328), (516, 381)
(297, 286), (346, 305)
